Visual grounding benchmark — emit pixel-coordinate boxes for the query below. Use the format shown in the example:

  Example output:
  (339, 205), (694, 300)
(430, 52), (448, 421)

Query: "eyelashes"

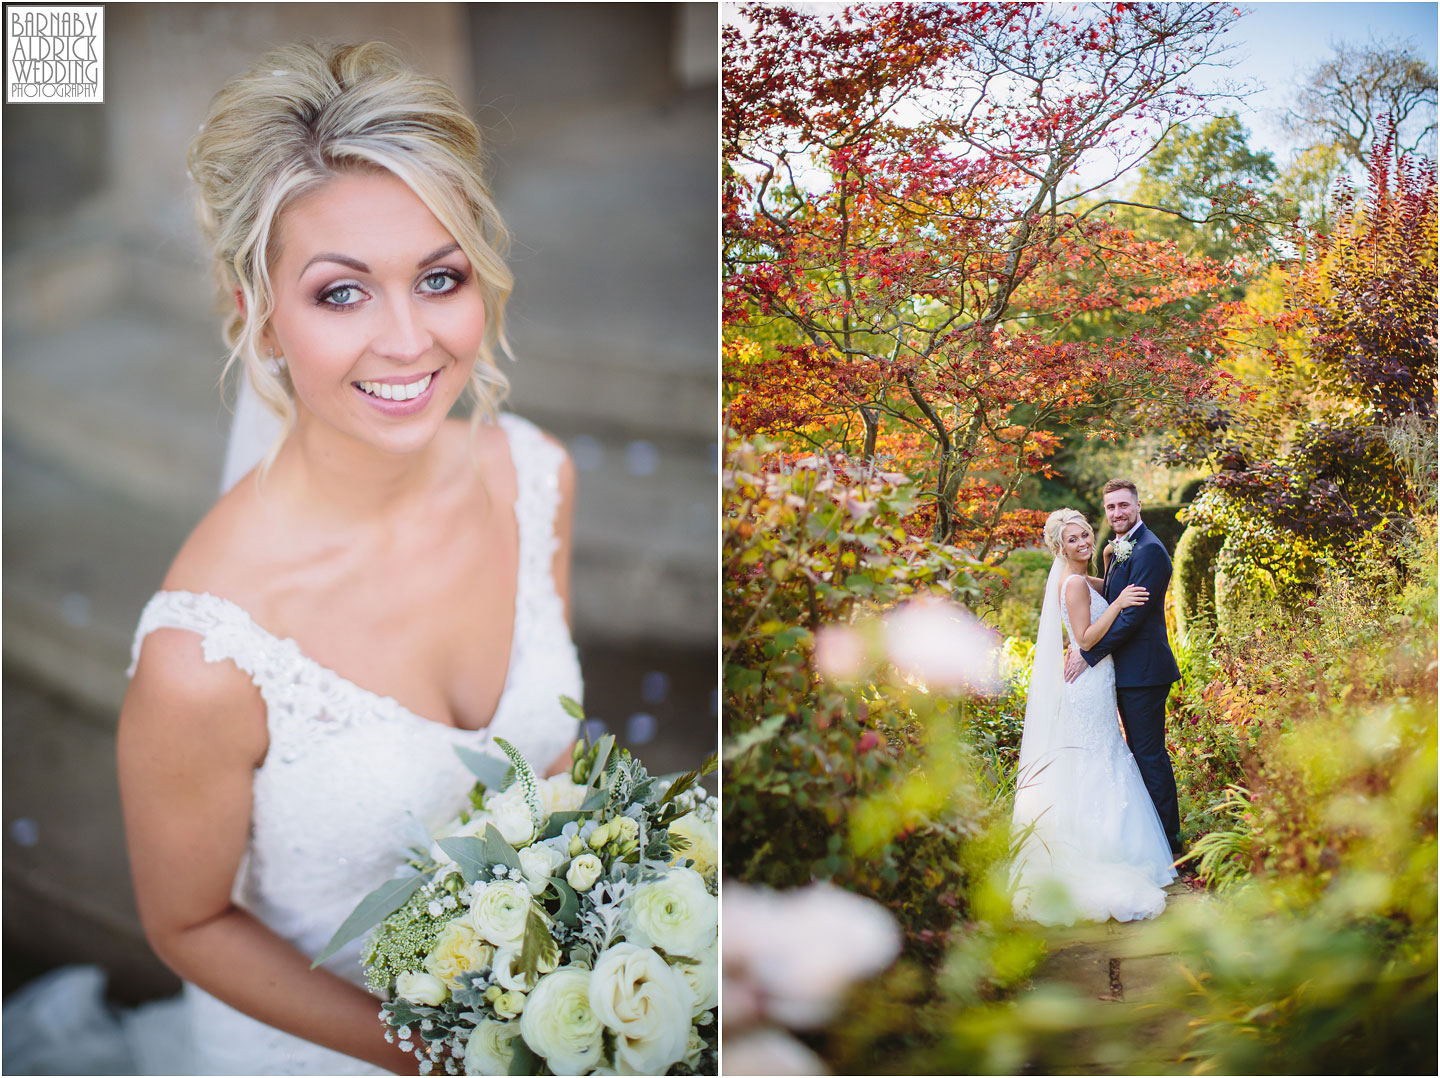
(313, 268), (469, 310)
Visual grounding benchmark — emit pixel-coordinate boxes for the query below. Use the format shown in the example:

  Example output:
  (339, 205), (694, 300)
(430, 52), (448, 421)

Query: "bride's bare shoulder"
(157, 473), (290, 605)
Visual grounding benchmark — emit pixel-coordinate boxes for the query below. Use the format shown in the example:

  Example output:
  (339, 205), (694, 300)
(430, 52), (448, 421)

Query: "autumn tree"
(725, 2), (1262, 553)
(1167, 129), (1437, 588)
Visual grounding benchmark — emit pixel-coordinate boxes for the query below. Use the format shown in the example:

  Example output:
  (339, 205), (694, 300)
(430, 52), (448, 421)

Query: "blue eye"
(419, 270), (463, 295)
(319, 283), (363, 308)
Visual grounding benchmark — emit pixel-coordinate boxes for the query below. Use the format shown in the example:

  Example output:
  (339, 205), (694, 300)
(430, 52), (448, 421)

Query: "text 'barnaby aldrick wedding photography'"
(6, 5), (103, 102)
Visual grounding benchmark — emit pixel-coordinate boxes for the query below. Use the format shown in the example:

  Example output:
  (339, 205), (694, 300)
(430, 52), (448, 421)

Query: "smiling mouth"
(355, 371), (435, 401)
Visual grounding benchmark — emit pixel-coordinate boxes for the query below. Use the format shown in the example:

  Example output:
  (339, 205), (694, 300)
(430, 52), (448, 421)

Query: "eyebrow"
(298, 243), (462, 278)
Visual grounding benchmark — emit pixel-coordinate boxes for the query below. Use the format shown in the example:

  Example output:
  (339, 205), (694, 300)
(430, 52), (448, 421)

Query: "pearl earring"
(265, 349), (287, 376)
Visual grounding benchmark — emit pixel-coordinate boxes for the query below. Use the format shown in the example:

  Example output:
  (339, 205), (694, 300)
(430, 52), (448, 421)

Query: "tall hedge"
(1173, 525), (1225, 643)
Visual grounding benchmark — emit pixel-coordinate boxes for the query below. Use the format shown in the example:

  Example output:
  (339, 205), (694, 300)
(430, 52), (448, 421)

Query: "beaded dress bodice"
(126, 413), (581, 1074)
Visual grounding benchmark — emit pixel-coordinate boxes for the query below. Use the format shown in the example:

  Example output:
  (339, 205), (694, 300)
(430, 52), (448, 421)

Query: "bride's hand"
(1116, 584), (1148, 608)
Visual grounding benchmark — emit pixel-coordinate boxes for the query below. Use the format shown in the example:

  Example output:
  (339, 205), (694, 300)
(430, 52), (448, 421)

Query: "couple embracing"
(1010, 480), (1184, 926)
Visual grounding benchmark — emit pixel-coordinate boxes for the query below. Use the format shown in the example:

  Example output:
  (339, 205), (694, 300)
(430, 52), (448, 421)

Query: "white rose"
(463, 1019), (520, 1076)
(468, 880), (532, 946)
(542, 774), (588, 814)
(519, 968), (604, 1076)
(624, 868), (717, 958)
(668, 812), (718, 877)
(566, 853), (604, 892)
(493, 941), (558, 992)
(518, 843), (567, 896)
(485, 789), (536, 847)
(394, 970), (447, 1006)
(673, 943), (718, 1015)
(589, 943), (690, 1074)
(494, 990), (526, 1019)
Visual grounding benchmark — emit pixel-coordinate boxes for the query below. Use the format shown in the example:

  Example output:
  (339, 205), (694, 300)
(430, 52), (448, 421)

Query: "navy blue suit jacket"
(1080, 522), (1181, 688)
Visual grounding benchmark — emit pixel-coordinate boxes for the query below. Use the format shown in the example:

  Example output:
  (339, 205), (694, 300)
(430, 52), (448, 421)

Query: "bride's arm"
(118, 631), (416, 1075)
(544, 438), (579, 778)
(1064, 575), (1148, 651)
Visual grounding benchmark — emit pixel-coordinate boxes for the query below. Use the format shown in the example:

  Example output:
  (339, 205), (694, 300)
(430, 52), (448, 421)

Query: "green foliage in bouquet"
(316, 718), (719, 1076)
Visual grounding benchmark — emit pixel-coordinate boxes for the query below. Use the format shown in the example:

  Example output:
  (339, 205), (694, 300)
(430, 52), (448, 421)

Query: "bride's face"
(1061, 523), (1093, 563)
(261, 169), (486, 456)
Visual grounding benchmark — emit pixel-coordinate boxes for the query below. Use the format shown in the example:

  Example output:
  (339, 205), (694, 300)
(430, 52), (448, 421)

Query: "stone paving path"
(1027, 877), (1209, 1075)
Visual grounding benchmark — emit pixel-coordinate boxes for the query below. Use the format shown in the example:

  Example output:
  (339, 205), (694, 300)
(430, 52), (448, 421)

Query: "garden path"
(1027, 877), (1209, 1075)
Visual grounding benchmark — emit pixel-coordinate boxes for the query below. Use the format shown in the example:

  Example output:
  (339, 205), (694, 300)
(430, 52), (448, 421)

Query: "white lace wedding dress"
(1009, 565), (1176, 926)
(3, 414), (581, 1076)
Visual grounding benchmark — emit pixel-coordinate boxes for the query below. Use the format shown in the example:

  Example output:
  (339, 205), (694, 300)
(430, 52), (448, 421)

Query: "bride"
(1009, 508), (1177, 926)
(116, 42), (580, 1074)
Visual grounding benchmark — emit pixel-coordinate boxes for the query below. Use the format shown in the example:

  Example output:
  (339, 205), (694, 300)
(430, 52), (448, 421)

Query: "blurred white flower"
(722, 882), (901, 1030)
(724, 1028), (830, 1075)
(883, 597), (1000, 693)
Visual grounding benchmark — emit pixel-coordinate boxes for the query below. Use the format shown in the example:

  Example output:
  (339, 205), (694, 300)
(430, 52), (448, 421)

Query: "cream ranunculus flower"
(589, 943), (690, 1074)
(394, 970), (448, 1006)
(484, 787), (536, 846)
(423, 917), (494, 987)
(667, 812), (718, 877)
(673, 943), (718, 1016)
(468, 880), (532, 946)
(624, 867), (717, 958)
(566, 853), (604, 892)
(518, 843), (567, 896)
(463, 1019), (520, 1076)
(519, 968), (604, 1076)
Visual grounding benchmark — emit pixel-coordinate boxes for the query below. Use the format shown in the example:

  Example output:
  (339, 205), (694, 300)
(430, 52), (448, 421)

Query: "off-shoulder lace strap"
(498, 413), (567, 628)
(128, 590), (275, 681)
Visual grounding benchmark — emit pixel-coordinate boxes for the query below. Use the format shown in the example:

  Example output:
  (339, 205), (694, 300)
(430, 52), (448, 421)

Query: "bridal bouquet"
(315, 709), (718, 1076)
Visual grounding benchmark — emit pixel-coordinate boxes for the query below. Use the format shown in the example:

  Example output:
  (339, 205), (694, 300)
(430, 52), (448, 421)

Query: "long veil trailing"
(220, 372), (284, 495)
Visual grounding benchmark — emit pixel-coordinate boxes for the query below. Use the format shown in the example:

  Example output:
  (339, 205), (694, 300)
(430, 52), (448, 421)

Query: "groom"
(1064, 479), (1184, 855)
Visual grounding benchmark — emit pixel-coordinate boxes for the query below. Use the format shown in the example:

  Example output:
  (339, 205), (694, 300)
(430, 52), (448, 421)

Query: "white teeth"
(358, 373), (433, 400)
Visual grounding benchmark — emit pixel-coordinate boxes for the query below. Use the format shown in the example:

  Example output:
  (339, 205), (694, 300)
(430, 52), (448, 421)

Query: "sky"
(1196, 1), (1439, 161)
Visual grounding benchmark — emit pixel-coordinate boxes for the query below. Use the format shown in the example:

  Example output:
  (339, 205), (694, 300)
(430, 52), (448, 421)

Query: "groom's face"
(1103, 489), (1140, 537)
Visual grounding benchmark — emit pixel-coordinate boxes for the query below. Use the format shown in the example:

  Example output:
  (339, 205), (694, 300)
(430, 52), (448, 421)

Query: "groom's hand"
(1064, 646), (1087, 682)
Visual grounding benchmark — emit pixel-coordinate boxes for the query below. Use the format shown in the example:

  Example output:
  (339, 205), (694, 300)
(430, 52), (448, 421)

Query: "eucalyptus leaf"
(454, 745), (512, 792)
(579, 789), (605, 812)
(560, 695), (586, 720)
(435, 836), (490, 884)
(483, 824), (522, 871)
(311, 874), (424, 968)
(542, 810), (586, 840)
(549, 876), (581, 927)
(506, 1039), (540, 1076)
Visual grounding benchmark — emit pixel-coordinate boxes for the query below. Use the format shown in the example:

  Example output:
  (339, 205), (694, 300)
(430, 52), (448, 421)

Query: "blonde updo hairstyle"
(1043, 508), (1093, 560)
(188, 41), (512, 469)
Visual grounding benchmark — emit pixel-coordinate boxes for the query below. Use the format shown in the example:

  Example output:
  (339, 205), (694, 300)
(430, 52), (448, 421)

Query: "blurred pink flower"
(723, 1028), (829, 1075)
(812, 625), (867, 681)
(883, 597), (1000, 693)
(722, 882), (901, 1031)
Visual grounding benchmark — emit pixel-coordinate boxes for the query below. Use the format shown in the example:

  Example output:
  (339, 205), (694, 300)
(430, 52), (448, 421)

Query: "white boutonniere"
(1112, 537), (1135, 563)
